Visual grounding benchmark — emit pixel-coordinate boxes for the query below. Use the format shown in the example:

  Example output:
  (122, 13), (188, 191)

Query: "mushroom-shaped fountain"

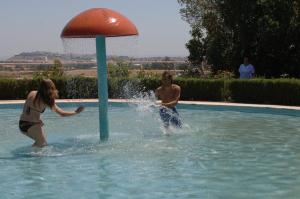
(61, 8), (138, 141)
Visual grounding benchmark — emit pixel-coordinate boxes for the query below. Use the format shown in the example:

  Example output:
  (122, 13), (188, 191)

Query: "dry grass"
(0, 69), (180, 79)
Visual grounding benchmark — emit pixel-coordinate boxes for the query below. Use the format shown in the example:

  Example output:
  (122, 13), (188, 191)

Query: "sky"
(0, 0), (191, 59)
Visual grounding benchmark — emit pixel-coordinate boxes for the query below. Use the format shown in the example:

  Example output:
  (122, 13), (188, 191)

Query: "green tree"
(33, 59), (65, 79)
(178, 0), (300, 77)
(185, 26), (207, 68)
(108, 62), (129, 78)
(51, 59), (64, 78)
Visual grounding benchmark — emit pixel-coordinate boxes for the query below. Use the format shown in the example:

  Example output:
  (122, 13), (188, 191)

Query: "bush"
(227, 79), (266, 103)
(264, 79), (300, 106)
(33, 59), (65, 79)
(108, 63), (129, 78)
(1, 77), (300, 106)
(176, 78), (224, 101)
(65, 76), (97, 99)
(227, 79), (300, 105)
(0, 78), (39, 100)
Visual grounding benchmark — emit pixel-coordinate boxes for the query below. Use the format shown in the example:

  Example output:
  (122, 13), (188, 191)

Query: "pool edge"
(1, 99), (300, 111)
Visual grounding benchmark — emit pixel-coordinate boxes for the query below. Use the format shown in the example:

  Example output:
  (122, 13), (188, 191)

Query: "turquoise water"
(1, 102), (300, 199)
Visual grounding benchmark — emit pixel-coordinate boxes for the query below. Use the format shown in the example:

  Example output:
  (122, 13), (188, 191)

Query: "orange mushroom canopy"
(61, 8), (138, 38)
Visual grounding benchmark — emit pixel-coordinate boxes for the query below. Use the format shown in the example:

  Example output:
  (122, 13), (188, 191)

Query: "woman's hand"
(75, 106), (84, 114)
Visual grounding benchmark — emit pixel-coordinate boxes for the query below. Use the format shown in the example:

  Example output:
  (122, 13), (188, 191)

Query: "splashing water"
(118, 80), (156, 109)
(106, 36), (139, 57)
(61, 35), (183, 136)
(61, 36), (140, 105)
(62, 36), (139, 57)
(62, 38), (97, 55)
(120, 81), (188, 135)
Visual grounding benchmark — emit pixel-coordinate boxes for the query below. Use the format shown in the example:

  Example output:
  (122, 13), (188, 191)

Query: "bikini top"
(20, 91), (47, 123)
(26, 106), (46, 115)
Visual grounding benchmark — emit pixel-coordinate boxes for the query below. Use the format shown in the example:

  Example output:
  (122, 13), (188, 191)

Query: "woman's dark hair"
(34, 79), (58, 108)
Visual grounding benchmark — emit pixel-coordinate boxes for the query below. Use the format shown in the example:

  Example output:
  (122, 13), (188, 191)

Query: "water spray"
(61, 8), (138, 141)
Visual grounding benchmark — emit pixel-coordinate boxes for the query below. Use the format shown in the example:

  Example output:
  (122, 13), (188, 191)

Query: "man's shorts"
(159, 106), (182, 128)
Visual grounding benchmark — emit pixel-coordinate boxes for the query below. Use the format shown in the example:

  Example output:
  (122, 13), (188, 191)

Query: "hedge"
(1, 77), (300, 106)
(175, 78), (224, 101)
(227, 79), (300, 105)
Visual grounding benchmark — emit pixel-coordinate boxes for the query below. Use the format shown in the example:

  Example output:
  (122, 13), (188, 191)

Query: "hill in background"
(4, 51), (186, 63)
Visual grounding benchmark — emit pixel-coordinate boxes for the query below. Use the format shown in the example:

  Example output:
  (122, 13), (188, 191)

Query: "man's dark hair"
(162, 71), (173, 83)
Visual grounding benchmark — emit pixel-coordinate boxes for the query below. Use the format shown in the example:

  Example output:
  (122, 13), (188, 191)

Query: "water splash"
(62, 36), (139, 57)
(106, 36), (139, 57)
(62, 38), (96, 55)
(119, 81), (189, 136)
(12, 135), (103, 158)
(119, 80), (156, 110)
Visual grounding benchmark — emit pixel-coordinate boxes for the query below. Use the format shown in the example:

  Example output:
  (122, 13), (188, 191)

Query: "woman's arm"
(52, 104), (84, 117)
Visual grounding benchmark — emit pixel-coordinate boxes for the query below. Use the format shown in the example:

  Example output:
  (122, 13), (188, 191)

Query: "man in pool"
(155, 71), (182, 129)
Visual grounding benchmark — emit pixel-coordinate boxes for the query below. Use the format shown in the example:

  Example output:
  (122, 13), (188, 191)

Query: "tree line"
(178, 0), (300, 78)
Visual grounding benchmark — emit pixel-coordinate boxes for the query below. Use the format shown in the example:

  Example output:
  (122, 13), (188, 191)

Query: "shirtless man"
(155, 71), (182, 128)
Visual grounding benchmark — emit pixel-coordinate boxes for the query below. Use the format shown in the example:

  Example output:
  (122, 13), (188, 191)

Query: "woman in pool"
(19, 79), (84, 147)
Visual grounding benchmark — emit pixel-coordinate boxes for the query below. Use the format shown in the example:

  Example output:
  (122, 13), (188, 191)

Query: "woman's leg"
(24, 124), (47, 147)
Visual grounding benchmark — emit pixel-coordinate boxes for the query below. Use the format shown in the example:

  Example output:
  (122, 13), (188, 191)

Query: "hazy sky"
(0, 0), (191, 59)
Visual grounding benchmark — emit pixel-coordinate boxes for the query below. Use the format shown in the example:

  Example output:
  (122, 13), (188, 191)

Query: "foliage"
(136, 70), (148, 78)
(175, 78), (225, 101)
(178, 0), (300, 77)
(108, 62), (129, 78)
(143, 62), (179, 70)
(136, 70), (161, 78)
(212, 70), (235, 79)
(180, 67), (203, 78)
(1, 77), (300, 106)
(33, 59), (65, 79)
(65, 76), (97, 99)
(227, 78), (300, 105)
(185, 26), (207, 68)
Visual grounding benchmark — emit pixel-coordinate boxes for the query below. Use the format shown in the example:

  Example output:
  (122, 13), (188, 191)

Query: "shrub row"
(1, 77), (300, 106)
(227, 79), (300, 106)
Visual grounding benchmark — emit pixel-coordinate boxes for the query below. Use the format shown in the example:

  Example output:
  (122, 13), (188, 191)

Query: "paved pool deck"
(1, 99), (300, 110)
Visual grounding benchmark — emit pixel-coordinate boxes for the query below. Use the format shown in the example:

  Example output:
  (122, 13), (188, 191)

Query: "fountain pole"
(61, 8), (138, 142)
(96, 35), (109, 141)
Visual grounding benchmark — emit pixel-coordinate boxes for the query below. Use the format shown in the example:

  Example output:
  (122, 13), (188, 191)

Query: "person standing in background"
(239, 56), (255, 79)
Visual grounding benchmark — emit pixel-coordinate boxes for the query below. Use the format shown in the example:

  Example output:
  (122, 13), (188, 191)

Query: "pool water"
(0, 102), (300, 199)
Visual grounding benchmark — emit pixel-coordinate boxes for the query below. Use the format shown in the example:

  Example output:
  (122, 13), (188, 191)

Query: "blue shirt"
(239, 64), (255, 79)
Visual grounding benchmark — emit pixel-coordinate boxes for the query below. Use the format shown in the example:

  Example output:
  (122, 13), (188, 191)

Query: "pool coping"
(1, 99), (300, 111)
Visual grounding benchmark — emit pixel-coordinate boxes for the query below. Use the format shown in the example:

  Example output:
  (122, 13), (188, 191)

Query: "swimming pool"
(0, 102), (300, 199)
